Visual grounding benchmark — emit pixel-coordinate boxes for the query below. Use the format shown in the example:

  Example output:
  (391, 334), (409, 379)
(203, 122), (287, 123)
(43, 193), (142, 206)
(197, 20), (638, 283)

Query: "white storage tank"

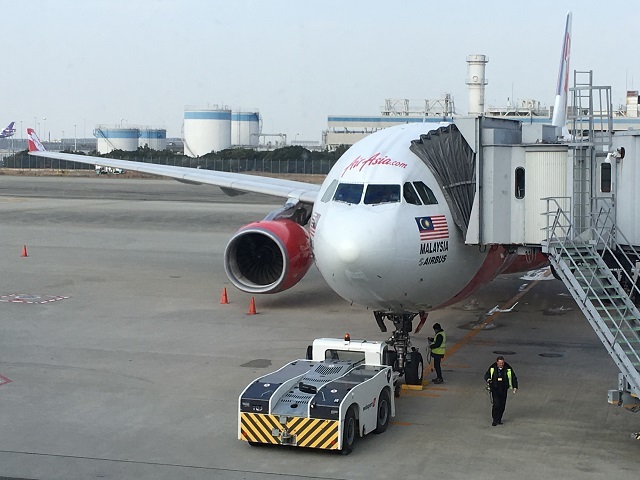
(231, 111), (260, 146)
(94, 127), (141, 154)
(183, 107), (232, 157)
(139, 128), (167, 150)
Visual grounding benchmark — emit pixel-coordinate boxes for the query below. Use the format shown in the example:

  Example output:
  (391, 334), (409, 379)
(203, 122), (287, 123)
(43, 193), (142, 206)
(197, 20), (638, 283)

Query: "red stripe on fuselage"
(432, 245), (517, 310)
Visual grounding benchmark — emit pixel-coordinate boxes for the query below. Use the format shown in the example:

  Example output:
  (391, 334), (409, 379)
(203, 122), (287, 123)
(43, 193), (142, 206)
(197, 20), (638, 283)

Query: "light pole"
(20, 121), (22, 140)
(74, 124), (77, 151)
(43, 117), (47, 142)
(62, 131), (64, 150)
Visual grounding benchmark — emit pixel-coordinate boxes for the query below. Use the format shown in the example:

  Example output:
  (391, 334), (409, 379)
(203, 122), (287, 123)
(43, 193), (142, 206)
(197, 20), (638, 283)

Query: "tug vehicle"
(238, 336), (418, 454)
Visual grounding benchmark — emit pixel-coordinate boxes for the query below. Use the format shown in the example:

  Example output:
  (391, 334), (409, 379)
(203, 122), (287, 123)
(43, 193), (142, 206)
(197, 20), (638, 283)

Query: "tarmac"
(0, 175), (637, 479)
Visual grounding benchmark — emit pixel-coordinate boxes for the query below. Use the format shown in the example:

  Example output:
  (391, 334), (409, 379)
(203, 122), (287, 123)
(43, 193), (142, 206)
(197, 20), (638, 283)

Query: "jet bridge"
(411, 71), (640, 418)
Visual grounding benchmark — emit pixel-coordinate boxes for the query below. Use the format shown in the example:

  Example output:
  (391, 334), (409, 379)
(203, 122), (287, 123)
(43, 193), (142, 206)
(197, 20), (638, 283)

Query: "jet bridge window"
(413, 181), (438, 205)
(515, 167), (525, 199)
(364, 184), (400, 205)
(333, 183), (364, 204)
(601, 163), (612, 193)
(403, 182), (422, 205)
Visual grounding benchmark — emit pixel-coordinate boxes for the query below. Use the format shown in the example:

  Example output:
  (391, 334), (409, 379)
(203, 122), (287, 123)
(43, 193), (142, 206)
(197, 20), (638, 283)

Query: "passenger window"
(403, 182), (422, 205)
(413, 181), (438, 205)
(321, 179), (338, 202)
(333, 183), (364, 204)
(515, 167), (525, 199)
(364, 184), (400, 205)
(601, 163), (612, 193)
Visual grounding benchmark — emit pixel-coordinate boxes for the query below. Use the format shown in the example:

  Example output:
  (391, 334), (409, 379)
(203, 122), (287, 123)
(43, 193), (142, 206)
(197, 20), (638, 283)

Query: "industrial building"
(183, 106), (261, 157)
(94, 125), (167, 154)
(324, 55), (640, 150)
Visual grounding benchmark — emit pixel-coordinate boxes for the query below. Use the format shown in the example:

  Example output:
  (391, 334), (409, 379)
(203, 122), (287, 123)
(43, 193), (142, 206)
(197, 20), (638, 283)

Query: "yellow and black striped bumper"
(240, 412), (340, 450)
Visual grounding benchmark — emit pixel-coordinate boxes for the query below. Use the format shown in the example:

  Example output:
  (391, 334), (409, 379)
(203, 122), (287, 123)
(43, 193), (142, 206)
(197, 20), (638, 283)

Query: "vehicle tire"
(340, 406), (357, 455)
(404, 351), (424, 385)
(305, 345), (313, 360)
(394, 383), (401, 398)
(374, 389), (391, 434)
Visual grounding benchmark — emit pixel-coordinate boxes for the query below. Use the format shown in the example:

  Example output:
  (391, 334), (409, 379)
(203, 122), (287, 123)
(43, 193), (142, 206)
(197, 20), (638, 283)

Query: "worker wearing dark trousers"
(484, 356), (518, 426)
(428, 323), (446, 384)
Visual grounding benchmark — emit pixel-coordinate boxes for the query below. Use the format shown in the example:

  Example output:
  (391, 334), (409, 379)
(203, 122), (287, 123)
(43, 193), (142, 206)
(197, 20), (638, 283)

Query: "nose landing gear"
(374, 310), (425, 386)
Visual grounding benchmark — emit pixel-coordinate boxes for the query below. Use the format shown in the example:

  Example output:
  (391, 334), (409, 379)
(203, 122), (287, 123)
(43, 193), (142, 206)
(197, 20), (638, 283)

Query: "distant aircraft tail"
(551, 11), (572, 128)
(27, 128), (46, 152)
(1, 121), (16, 138)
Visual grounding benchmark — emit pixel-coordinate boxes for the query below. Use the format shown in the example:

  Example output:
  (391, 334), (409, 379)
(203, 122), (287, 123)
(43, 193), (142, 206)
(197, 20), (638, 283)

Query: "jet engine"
(224, 219), (313, 294)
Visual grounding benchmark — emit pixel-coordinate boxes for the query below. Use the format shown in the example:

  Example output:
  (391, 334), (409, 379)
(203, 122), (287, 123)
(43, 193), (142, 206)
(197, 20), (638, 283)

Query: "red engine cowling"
(224, 219), (313, 294)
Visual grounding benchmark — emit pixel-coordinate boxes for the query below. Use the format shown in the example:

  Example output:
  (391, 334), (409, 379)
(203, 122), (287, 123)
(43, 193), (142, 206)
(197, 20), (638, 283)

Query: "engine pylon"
(21, 245), (28, 257)
(248, 297), (257, 315)
(220, 287), (229, 305)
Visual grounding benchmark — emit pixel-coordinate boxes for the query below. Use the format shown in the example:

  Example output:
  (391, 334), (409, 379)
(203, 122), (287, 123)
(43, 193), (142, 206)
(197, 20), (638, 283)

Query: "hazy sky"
(2, 0), (638, 143)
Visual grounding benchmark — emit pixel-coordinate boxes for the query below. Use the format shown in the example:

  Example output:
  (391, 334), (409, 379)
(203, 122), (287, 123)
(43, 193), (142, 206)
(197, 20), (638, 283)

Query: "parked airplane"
(0, 121), (16, 138)
(26, 13), (570, 385)
(25, 121), (545, 384)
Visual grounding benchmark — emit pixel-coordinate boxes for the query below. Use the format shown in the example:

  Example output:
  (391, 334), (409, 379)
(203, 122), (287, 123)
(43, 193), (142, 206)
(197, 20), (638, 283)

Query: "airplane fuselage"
(311, 123), (511, 312)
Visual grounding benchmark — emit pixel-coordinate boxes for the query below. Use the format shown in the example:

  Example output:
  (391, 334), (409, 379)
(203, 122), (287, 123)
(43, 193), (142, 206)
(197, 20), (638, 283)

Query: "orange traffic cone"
(21, 245), (28, 257)
(220, 287), (229, 305)
(248, 297), (257, 315)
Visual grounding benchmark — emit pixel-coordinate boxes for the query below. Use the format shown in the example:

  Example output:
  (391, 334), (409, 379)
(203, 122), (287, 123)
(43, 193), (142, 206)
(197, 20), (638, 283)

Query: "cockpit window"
(403, 182), (422, 205)
(364, 184), (400, 205)
(321, 179), (338, 203)
(333, 183), (364, 204)
(413, 181), (438, 205)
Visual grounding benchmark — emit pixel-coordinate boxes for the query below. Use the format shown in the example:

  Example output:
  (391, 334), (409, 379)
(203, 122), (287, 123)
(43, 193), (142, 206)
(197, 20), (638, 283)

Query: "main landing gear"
(374, 311), (427, 389)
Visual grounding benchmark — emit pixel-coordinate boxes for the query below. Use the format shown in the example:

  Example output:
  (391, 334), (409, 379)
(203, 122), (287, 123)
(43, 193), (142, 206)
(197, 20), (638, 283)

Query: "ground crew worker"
(484, 356), (518, 426)
(428, 323), (446, 384)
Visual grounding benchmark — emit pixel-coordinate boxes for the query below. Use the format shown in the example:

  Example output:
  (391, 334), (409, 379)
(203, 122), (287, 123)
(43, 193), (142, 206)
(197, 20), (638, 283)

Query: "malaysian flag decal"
(310, 212), (320, 237)
(415, 215), (448, 241)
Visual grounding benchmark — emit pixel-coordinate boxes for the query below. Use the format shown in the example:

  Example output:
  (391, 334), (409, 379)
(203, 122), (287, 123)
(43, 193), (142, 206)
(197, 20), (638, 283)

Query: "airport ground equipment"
(542, 72), (640, 420)
(239, 337), (397, 454)
(95, 165), (124, 174)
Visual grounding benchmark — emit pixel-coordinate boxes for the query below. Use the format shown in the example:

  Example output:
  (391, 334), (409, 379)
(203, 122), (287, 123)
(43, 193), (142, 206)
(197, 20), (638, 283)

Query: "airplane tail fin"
(551, 11), (572, 128)
(6, 122), (15, 130)
(27, 128), (46, 152)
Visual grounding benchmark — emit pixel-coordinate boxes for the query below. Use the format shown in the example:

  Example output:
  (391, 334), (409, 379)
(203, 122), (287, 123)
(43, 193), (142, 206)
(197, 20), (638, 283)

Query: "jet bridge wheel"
(374, 389), (391, 434)
(340, 405), (357, 455)
(404, 351), (424, 385)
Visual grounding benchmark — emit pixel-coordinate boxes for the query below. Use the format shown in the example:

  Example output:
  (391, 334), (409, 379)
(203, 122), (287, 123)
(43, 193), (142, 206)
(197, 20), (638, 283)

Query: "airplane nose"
(314, 208), (399, 283)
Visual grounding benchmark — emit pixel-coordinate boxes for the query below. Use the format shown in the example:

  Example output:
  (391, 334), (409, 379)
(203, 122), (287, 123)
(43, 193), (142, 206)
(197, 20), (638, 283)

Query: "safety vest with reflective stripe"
(432, 331), (446, 355)
(489, 367), (513, 389)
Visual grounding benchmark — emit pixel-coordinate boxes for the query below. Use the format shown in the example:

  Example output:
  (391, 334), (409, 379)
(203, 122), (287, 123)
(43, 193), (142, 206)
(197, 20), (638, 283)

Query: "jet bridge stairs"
(542, 199), (640, 414)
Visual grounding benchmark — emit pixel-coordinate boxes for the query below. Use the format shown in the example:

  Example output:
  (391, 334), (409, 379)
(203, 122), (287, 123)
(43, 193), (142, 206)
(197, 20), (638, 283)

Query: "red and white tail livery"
(552, 11), (572, 128)
(27, 128), (45, 152)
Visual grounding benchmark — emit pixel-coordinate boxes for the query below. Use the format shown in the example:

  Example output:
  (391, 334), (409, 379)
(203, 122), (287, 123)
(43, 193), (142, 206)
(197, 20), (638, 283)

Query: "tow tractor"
(239, 335), (420, 454)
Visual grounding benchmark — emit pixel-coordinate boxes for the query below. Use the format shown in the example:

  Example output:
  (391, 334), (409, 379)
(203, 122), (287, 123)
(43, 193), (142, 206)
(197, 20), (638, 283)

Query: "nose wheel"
(374, 310), (425, 386)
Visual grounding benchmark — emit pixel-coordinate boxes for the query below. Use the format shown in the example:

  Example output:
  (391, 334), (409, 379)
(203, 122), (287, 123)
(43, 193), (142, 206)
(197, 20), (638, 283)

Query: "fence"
(2, 154), (337, 175)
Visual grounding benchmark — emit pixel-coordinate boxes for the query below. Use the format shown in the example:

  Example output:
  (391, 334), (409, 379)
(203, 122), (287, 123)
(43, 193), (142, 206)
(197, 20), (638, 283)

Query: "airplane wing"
(26, 128), (320, 204)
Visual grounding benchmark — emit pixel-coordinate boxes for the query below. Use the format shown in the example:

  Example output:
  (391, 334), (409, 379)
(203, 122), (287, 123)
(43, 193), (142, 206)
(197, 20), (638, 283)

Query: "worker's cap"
(432, 322), (441, 330)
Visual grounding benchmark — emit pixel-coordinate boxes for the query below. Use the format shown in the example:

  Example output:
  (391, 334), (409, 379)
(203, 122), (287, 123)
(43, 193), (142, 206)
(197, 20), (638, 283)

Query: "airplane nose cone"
(313, 207), (399, 288)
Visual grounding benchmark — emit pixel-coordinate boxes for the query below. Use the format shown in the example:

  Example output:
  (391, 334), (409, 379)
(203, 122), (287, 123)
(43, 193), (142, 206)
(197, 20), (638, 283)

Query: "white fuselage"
(311, 123), (493, 312)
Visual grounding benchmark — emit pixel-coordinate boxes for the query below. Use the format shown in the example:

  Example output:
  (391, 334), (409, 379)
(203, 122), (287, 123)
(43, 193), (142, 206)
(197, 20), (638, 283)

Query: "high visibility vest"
(489, 367), (513, 389)
(432, 331), (446, 355)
